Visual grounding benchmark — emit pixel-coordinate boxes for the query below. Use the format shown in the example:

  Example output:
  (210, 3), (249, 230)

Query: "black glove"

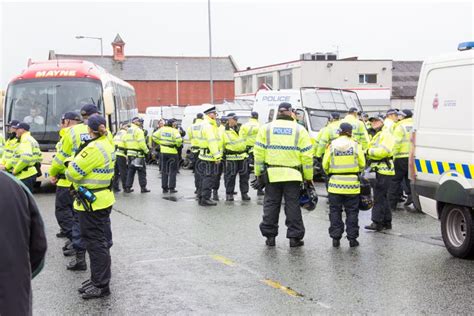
(251, 176), (265, 190)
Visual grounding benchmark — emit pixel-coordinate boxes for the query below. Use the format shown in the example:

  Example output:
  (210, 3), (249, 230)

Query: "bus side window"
(267, 109), (275, 123)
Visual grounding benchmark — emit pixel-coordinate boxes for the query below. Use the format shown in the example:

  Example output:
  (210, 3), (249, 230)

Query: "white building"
(234, 53), (421, 111)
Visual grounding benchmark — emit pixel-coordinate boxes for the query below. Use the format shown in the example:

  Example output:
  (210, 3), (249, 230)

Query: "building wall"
(391, 98), (415, 110)
(128, 81), (235, 112)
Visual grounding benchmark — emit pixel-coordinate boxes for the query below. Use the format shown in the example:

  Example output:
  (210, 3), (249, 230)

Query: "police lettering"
(262, 96), (291, 102)
(273, 128), (293, 135)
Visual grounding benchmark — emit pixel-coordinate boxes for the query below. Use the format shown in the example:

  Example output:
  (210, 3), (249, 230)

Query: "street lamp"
(207, 0), (214, 104)
(176, 62), (179, 106)
(75, 35), (103, 60)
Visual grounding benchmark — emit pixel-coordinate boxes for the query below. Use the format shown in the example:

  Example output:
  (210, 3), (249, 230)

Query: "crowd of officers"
(0, 101), (413, 299)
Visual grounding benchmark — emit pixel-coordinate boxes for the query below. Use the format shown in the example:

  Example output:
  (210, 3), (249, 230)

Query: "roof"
(49, 52), (237, 81)
(112, 34), (125, 44)
(391, 61), (423, 98)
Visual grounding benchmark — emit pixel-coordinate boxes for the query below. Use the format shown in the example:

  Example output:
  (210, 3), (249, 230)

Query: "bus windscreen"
(5, 78), (102, 147)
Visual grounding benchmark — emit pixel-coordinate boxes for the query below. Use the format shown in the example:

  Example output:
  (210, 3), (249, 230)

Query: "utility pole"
(208, 0), (214, 104)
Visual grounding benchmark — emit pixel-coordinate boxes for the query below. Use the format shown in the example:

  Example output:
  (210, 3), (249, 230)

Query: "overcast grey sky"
(1, 0), (472, 87)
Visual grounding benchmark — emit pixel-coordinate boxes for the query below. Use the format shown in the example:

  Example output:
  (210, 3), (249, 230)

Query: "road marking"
(132, 255), (209, 265)
(261, 279), (303, 297)
(211, 254), (235, 266)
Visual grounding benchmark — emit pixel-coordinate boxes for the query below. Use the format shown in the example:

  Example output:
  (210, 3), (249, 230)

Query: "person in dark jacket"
(0, 171), (47, 315)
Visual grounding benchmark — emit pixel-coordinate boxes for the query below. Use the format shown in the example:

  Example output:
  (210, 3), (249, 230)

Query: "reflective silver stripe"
(294, 125), (300, 147)
(53, 156), (64, 166)
(95, 142), (110, 169)
(70, 128), (78, 151)
(75, 179), (111, 185)
(265, 124), (271, 147)
(331, 175), (358, 181)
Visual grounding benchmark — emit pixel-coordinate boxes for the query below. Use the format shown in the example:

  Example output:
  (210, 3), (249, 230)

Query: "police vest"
(223, 127), (247, 160)
(392, 117), (413, 159)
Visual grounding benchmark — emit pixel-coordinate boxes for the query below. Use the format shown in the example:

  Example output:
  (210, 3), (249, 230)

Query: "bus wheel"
(441, 204), (474, 259)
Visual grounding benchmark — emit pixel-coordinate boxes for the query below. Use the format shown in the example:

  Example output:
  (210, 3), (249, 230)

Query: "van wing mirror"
(103, 87), (114, 115)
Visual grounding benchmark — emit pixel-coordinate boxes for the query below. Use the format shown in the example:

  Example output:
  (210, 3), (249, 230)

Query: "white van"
(143, 106), (185, 134)
(410, 42), (474, 259)
(252, 88), (363, 139)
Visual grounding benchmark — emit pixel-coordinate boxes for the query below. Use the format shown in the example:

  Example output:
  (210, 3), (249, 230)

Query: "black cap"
(401, 109), (413, 118)
(329, 112), (340, 120)
(226, 112), (238, 120)
(6, 119), (20, 127)
(62, 111), (81, 121)
(220, 116), (228, 122)
(196, 113), (204, 119)
(348, 107), (358, 113)
(204, 106), (217, 114)
(339, 122), (353, 133)
(167, 118), (176, 125)
(386, 109), (398, 116)
(87, 115), (107, 132)
(363, 113), (369, 118)
(251, 111), (259, 118)
(14, 122), (30, 131)
(80, 104), (100, 116)
(132, 116), (144, 123)
(278, 102), (292, 111)
(369, 115), (384, 122)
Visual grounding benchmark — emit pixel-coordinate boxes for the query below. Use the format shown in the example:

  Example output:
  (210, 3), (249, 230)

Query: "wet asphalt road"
(32, 167), (473, 314)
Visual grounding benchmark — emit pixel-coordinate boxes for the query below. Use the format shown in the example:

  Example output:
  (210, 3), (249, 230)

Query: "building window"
(279, 70), (293, 89)
(359, 74), (377, 84)
(257, 73), (273, 89)
(241, 75), (253, 94)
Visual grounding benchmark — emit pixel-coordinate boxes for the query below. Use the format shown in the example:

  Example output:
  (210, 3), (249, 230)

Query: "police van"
(410, 42), (474, 259)
(252, 87), (363, 140)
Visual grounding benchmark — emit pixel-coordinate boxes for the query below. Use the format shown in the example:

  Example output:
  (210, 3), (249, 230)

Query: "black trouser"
(260, 181), (305, 239)
(55, 186), (74, 239)
(194, 156), (202, 195)
(199, 160), (220, 200)
(328, 193), (359, 240)
(20, 175), (36, 192)
(388, 157), (411, 210)
(224, 159), (249, 194)
(161, 153), (178, 190)
(177, 146), (183, 167)
(125, 157), (147, 189)
(372, 173), (393, 225)
(78, 207), (113, 288)
(214, 162), (223, 191)
(113, 155), (128, 191)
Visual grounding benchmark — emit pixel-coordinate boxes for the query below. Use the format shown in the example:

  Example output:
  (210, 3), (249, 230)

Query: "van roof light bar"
(457, 41), (474, 51)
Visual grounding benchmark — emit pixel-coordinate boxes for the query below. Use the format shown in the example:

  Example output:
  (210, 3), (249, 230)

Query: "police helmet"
(299, 185), (318, 211)
(359, 176), (373, 211)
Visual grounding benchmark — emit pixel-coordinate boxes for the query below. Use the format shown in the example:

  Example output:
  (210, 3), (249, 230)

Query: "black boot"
(364, 222), (383, 231)
(226, 194), (234, 201)
(81, 285), (111, 299)
(289, 238), (304, 248)
(257, 189), (265, 196)
(332, 239), (340, 248)
(404, 194), (413, 206)
(56, 231), (67, 238)
(212, 190), (219, 201)
(241, 193), (251, 201)
(265, 236), (276, 247)
(78, 279), (93, 294)
(67, 251), (87, 271)
(199, 199), (217, 206)
(349, 239), (360, 248)
(124, 188), (134, 193)
(63, 248), (76, 257)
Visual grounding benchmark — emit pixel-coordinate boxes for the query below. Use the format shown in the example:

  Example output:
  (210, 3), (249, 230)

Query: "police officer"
(188, 114), (205, 196)
(322, 123), (366, 247)
(254, 102), (314, 247)
(66, 115), (115, 299)
(49, 112), (82, 241)
(388, 109), (414, 209)
(384, 109), (399, 132)
(342, 107), (370, 150)
(0, 120), (20, 170)
(365, 115), (395, 231)
(315, 112), (341, 159)
(213, 115), (227, 200)
(198, 106), (222, 206)
(222, 113), (250, 201)
(9, 122), (42, 192)
(152, 119), (182, 193)
(239, 111), (262, 195)
(124, 117), (150, 193)
(113, 123), (129, 192)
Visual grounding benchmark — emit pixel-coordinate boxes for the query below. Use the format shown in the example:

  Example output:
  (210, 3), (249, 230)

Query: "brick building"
(49, 34), (237, 112)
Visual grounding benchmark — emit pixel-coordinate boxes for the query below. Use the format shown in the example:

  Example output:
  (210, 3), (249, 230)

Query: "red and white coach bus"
(2, 59), (138, 180)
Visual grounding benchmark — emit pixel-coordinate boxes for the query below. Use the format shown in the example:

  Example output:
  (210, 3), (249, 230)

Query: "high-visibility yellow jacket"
(199, 116), (223, 162)
(152, 126), (183, 155)
(50, 123), (89, 183)
(342, 114), (369, 150)
(254, 117), (314, 183)
(124, 123), (149, 158)
(0, 134), (4, 158)
(114, 128), (128, 158)
(367, 128), (395, 176)
(187, 118), (204, 152)
(392, 117), (413, 159)
(315, 120), (341, 158)
(239, 118), (260, 152)
(322, 135), (365, 194)
(383, 118), (397, 134)
(223, 126), (247, 161)
(11, 132), (42, 180)
(1, 136), (19, 167)
(66, 135), (116, 211)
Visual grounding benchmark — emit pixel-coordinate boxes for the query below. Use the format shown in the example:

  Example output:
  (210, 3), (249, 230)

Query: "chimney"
(111, 33), (125, 61)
